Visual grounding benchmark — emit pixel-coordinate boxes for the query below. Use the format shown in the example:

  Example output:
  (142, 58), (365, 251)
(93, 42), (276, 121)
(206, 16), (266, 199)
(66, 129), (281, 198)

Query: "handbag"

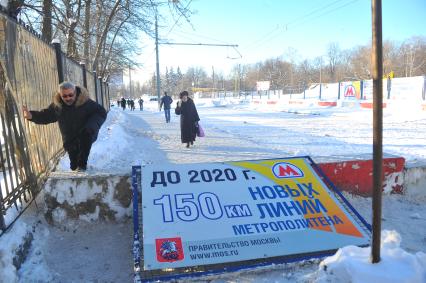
(197, 123), (205, 137)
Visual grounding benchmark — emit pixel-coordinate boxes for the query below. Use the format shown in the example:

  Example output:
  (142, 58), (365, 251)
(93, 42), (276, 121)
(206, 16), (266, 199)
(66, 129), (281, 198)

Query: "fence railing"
(0, 12), (110, 235)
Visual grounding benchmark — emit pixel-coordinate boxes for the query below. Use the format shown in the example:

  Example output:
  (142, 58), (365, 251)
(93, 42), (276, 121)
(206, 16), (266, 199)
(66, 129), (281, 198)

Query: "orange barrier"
(289, 100), (304, 104)
(360, 102), (387, 109)
(318, 101), (337, 107)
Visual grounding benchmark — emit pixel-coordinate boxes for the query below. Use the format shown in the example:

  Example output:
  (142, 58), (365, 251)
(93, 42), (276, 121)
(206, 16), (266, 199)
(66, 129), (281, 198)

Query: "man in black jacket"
(22, 81), (107, 171)
(160, 91), (173, 123)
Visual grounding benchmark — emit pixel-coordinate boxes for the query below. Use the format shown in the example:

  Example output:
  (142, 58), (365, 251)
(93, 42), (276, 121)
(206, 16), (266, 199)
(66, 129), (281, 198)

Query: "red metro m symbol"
(344, 85), (356, 97)
(272, 162), (304, 178)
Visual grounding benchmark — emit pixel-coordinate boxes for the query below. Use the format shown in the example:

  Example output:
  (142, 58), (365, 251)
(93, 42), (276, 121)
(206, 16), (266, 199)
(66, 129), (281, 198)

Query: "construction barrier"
(318, 156), (405, 196)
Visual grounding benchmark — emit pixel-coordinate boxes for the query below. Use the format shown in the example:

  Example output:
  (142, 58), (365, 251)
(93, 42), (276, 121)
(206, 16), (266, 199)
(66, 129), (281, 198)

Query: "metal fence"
(0, 11), (110, 235)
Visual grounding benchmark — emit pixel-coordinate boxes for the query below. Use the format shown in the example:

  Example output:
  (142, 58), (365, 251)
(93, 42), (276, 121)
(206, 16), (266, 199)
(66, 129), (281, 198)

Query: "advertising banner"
(389, 76), (424, 101)
(256, 81), (270, 91)
(320, 83), (339, 100)
(340, 81), (361, 99)
(141, 157), (370, 271)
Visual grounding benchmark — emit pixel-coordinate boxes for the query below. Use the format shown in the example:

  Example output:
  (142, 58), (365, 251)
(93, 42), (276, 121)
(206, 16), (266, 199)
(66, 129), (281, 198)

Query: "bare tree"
(400, 36), (425, 77)
(326, 42), (341, 82)
(348, 45), (371, 80)
(19, 0), (193, 79)
(64, 0), (83, 59)
(91, 0), (121, 72)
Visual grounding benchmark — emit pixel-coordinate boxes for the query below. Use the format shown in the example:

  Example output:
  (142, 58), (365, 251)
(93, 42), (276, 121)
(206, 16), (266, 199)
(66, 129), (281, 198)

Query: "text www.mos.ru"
(189, 249), (239, 260)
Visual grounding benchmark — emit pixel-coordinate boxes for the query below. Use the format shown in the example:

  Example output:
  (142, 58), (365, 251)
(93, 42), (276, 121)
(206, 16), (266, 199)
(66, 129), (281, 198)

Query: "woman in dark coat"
(175, 91), (200, 148)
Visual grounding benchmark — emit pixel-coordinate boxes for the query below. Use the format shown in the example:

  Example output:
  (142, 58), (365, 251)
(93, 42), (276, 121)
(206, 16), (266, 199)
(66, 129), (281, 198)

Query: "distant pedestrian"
(120, 97), (126, 110)
(129, 99), (135, 111)
(160, 91), (173, 123)
(175, 91), (200, 148)
(138, 98), (144, 111)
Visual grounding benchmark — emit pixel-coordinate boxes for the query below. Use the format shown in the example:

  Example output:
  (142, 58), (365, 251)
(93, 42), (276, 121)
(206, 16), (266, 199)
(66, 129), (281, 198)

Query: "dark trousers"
(164, 109), (171, 123)
(67, 133), (93, 170)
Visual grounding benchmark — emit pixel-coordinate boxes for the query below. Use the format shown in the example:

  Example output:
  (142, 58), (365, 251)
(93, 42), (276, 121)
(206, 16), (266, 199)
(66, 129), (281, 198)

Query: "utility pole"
(239, 64), (242, 97)
(155, 14), (161, 108)
(129, 64), (133, 98)
(212, 66), (215, 97)
(157, 41), (239, 98)
(153, 18), (238, 104)
(162, 42), (238, 48)
(371, 0), (383, 264)
(319, 57), (323, 99)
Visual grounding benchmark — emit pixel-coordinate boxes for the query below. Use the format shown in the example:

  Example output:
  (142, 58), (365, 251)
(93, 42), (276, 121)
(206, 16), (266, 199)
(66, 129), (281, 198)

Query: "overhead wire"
(172, 29), (230, 44)
(136, 1), (194, 74)
(287, 0), (360, 30)
(285, 0), (348, 28)
(146, 1), (360, 73)
(243, 25), (282, 50)
(159, 1), (242, 60)
(242, 0), (359, 54)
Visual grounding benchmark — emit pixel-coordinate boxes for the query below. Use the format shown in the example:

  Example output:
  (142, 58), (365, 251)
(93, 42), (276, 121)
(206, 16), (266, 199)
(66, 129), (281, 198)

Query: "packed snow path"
(80, 102), (426, 175)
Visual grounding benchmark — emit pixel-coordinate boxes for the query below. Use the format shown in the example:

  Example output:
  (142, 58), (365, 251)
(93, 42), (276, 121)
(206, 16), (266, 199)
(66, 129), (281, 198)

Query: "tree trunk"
(65, 0), (82, 59)
(41, 0), (52, 42)
(84, 0), (92, 67)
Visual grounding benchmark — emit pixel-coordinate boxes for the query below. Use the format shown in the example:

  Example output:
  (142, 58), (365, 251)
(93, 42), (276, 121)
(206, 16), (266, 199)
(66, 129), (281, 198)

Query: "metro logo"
(344, 85), (356, 97)
(272, 162), (304, 178)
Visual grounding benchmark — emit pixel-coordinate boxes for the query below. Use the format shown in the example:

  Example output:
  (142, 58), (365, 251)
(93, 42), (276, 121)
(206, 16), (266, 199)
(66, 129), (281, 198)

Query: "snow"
(1, 98), (426, 282)
(315, 231), (426, 283)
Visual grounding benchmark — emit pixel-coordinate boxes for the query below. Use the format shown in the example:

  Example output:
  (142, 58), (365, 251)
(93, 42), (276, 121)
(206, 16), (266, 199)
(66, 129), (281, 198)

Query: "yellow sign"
(383, 71), (394, 79)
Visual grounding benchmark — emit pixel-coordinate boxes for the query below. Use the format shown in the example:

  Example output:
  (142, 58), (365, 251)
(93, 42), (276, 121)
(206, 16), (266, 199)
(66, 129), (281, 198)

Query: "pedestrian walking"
(160, 91), (173, 123)
(129, 99), (135, 111)
(138, 97), (144, 111)
(175, 91), (200, 148)
(120, 97), (126, 110)
(22, 81), (107, 171)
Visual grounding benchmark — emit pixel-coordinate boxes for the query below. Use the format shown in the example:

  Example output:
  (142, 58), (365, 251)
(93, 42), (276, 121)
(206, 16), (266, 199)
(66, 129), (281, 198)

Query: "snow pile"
(17, 221), (54, 282)
(315, 230), (426, 283)
(403, 165), (426, 201)
(0, 249), (18, 283)
(0, 222), (35, 283)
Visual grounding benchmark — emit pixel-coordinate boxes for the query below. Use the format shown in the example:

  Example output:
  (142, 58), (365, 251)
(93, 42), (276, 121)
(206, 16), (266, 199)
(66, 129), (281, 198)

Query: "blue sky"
(134, 0), (426, 82)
